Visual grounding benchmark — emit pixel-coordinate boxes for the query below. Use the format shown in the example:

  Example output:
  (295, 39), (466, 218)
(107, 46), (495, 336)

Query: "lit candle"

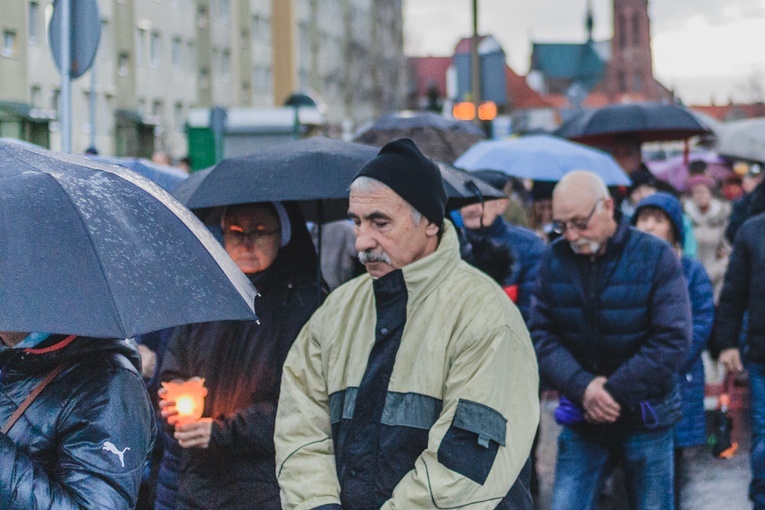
(161, 378), (208, 425)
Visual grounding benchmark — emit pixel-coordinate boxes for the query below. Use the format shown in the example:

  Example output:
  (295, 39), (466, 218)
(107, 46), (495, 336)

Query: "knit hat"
(686, 174), (716, 192)
(631, 192), (685, 245)
(353, 138), (447, 228)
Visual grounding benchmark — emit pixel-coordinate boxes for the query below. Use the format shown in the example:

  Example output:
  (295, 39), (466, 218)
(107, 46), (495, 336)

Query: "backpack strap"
(1, 335), (76, 435)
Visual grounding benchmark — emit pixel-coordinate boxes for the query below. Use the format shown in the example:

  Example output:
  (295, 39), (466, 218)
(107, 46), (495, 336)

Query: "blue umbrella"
(87, 155), (188, 192)
(454, 134), (631, 185)
(0, 141), (257, 338)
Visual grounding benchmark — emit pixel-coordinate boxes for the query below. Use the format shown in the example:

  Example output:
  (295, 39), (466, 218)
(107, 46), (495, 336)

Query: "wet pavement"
(534, 391), (752, 510)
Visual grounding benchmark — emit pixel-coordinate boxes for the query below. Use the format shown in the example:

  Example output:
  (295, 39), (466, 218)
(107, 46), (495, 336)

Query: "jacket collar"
(399, 220), (461, 310)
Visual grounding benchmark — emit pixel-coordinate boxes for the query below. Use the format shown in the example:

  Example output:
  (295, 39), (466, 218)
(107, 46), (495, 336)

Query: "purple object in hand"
(554, 396), (585, 425)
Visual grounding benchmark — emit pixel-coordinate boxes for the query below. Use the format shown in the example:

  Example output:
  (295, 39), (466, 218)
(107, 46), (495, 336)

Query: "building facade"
(0, 0), (404, 157)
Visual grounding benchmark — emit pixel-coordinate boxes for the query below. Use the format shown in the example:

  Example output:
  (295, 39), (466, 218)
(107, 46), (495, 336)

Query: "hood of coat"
(0, 335), (141, 375)
(632, 192), (686, 246)
(247, 201), (320, 292)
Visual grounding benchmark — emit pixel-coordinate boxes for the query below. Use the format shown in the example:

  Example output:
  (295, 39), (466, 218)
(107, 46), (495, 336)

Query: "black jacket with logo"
(0, 335), (155, 509)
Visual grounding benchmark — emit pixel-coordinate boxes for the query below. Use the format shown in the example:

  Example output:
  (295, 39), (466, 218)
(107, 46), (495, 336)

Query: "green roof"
(530, 42), (606, 90)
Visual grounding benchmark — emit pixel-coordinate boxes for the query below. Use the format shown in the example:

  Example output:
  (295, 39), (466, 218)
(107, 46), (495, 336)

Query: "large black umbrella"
(173, 136), (498, 223)
(0, 141), (257, 338)
(353, 111), (486, 163)
(554, 102), (713, 145)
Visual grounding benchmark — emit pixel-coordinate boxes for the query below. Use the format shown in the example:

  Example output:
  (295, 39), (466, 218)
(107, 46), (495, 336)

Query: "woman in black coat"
(157, 201), (323, 510)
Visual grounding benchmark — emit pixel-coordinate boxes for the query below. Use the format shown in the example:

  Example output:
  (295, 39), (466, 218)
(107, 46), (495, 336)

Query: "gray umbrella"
(0, 141), (257, 338)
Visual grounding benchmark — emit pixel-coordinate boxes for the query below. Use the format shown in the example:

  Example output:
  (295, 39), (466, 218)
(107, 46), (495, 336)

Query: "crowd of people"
(2, 133), (764, 510)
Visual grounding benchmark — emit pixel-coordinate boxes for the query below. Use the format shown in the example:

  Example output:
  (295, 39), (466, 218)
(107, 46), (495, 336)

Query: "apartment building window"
(136, 28), (147, 66)
(51, 89), (60, 112)
(138, 98), (146, 115)
(187, 40), (195, 71)
(152, 100), (163, 118)
(221, 48), (231, 77)
(29, 2), (40, 43)
(30, 85), (42, 107)
(197, 6), (208, 29)
(219, 0), (230, 21)
(174, 102), (184, 132)
(150, 31), (162, 67)
(2, 31), (17, 57)
(172, 37), (182, 70)
(199, 68), (209, 89)
(118, 51), (130, 76)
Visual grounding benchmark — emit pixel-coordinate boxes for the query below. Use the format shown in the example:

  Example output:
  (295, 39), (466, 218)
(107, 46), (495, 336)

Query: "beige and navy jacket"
(275, 221), (539, 510)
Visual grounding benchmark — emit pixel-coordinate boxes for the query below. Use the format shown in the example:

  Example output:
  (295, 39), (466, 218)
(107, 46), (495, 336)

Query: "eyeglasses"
(551, 199), (603, 235)
(223, 225), (280, 245)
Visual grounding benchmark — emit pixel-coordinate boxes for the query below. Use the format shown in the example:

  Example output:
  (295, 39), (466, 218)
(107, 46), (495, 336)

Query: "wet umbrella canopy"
(353, 111), (485, 163)
(454, 135), (631, 186)
(554, 102), (713, 145)
(173, 136), (498, 223)
(0, 141), (257, 338)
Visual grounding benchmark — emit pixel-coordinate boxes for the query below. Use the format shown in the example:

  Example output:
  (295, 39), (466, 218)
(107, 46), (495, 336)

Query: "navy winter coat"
(0, 335), (155, 509)
(675, 257), (715, 448)
(470, 216), (545, 322)
(715, 212), (765, 363)
(531, 219), (692, 430)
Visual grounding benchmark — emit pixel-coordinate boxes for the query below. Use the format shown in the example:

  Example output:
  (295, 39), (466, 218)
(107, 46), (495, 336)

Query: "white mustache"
(358, 250), (392, 265)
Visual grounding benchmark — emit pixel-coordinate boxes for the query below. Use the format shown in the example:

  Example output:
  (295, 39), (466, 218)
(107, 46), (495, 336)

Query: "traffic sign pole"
(60, 0), (71, 153)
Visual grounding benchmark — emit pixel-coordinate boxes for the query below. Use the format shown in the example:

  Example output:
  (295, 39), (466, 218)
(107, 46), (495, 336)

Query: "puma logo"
(102, 441), (130, 468)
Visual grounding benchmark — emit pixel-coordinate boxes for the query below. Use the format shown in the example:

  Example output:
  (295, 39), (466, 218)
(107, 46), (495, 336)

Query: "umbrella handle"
(464, 180), (486, 228)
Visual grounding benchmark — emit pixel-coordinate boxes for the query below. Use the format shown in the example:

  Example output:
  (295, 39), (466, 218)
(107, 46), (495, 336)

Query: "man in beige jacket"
(274, 139), (539, 510)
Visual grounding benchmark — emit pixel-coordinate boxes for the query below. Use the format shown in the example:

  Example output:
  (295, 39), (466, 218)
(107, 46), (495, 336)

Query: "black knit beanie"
(353, 138), (447, 228)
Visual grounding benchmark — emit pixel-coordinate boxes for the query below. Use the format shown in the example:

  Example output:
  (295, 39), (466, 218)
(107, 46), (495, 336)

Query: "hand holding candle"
(159, 377), (208, 426)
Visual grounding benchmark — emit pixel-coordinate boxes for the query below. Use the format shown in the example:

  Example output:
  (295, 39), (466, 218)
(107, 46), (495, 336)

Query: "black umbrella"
(0, 141), (257, 339)
(554, 102), (713, 145)
(173, 137), (380, 223)
(354, 111), (485, 163)
(173, 137), (498, 223)
(438, 162), (506, 209)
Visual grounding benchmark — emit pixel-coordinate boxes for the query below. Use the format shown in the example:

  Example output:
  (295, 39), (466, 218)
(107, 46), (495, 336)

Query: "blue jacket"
(531, 219), (692, 430)
(675, 257), (715, 447)
(470, 216), (545, 322)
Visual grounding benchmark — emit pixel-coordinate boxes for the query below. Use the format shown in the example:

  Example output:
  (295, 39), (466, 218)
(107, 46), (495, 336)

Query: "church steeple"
(585, 0), (594, 42)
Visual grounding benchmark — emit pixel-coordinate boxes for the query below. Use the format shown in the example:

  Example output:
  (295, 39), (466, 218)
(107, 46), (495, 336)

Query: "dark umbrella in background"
(353, 111), (486, 163)
(554, 102), (713, 145)
(0, 140), (257, 338)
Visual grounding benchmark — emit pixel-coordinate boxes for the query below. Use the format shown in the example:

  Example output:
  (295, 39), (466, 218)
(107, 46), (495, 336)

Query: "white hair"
(350, 176), (423, 225)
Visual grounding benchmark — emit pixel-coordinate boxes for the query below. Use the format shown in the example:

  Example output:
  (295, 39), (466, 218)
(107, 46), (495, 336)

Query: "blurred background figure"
(684, 174), (731, 300)
(631, 192), (715, 509)
(152, 151), (172, 166)
(529, 180), (556, 243)
(727, 164), (764, 243)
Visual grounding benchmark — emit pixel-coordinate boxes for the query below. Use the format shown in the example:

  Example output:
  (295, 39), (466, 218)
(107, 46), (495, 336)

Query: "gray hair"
(350, 176), (423, 225)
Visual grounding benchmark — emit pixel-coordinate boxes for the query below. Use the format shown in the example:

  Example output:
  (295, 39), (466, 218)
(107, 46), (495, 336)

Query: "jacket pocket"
(437, 399), (507, 485)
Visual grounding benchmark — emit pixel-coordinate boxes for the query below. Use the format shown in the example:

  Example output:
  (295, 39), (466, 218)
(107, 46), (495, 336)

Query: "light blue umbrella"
(454, 134), (631, 185)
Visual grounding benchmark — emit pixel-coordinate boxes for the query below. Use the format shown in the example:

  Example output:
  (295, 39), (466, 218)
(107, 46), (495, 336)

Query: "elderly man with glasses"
(530, 171), (692, 510)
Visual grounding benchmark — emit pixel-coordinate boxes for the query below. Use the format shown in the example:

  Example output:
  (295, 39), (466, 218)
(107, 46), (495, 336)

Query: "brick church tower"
(602, 0), (672, 101)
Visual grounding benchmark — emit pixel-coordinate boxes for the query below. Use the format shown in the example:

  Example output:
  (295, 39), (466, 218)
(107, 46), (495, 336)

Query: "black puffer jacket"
(0, 335), (155, 509)
(158, 203), (323, 510)
(715, 212), (765, 362)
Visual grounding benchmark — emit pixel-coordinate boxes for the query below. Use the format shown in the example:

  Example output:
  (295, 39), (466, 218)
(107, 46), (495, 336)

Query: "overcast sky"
(403, 0), (765, 105)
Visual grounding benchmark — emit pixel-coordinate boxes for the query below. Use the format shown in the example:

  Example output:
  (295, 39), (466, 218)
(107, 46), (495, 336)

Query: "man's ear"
(425, 221), (440, 237)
